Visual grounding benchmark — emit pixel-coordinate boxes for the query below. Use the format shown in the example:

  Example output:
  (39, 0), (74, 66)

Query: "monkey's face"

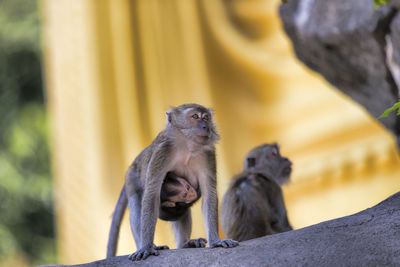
(167, 177), (198, 203)
(244, 144), (292, 185)
(186, 109), (212, 143)
(167, 104), (219, 145)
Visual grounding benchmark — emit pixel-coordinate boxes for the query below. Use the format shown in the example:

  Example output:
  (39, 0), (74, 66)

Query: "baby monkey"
(221, 143), (292, 242)
(161, 172), (198, 208)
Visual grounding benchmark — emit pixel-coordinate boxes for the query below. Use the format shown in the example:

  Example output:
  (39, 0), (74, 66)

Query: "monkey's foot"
(210, 239), (239, 248)
(153, 244), (169, 250)
(128, 245), (160, 261)
(182, 238), (207, 248)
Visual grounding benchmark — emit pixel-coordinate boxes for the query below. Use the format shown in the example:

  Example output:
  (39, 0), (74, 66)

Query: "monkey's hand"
(210, 239), (239, 248)
(182, 238), (207, 248)
(128, 245), (160, 261)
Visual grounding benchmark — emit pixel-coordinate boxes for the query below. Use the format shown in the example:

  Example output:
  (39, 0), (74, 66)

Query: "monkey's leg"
(172, 210), (207, 248)
(172, 210), (191, 247)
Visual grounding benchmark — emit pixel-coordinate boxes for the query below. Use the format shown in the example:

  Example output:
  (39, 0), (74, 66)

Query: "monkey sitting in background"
(160, 172), (198, 208)
(221, 143), (292, 242)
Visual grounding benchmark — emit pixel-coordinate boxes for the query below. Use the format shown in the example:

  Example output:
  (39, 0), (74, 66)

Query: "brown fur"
(221, 143), (292, 242)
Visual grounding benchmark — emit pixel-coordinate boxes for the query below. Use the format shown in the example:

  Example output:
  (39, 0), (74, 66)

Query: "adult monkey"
(107, 103), (238, 261)
(221, 143), (292, 242)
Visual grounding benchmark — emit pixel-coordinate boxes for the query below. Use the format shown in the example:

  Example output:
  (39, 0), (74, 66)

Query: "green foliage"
(374, 0), (391, 9)
(378, 101), (400, 119)
(0, 105), (55, 266)
(0, 0), (56, 266)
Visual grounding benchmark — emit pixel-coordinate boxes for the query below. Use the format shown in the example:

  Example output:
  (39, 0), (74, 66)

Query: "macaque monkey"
(161, 172), (198, 208)
(221, 143), (292, 242)
(107, 103), (238, 261)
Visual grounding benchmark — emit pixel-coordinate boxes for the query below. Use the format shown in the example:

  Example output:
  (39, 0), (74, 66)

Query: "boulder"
(279, 0), (400, 146)
(43, 191), (400, 266)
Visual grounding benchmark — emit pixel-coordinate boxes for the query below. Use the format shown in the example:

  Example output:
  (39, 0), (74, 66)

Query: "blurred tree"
(0, 0), (55, 266)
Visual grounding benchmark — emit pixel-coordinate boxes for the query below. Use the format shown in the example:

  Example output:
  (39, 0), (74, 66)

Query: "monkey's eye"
(192, 114), (199, 119)
(271, 148), (278, 157)
(202, 114), (209, 121)
(186, 184), (190, 190)
(183, 193), (187, 198)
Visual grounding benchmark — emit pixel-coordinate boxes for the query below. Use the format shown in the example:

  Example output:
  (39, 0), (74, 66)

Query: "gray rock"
(279, 0), (400, 146)
(43, 191), (400, 266)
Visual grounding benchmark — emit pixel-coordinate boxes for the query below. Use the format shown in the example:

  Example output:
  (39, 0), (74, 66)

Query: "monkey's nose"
(198, 122), (210, 136)
(283, 158), (292, 167)
(199, 121), (208, 129)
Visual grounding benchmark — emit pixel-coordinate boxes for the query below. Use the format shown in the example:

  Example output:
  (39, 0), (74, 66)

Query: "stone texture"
(43, 192), (400, 266)
(279, 0), (400, 146)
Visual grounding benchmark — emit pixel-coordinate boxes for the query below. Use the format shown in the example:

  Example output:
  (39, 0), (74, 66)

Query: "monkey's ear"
(166, 112), (172, 123)
(247, 157), (256, 168)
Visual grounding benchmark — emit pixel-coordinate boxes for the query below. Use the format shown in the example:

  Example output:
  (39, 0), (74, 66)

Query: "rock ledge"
(44, 192), (400, 267)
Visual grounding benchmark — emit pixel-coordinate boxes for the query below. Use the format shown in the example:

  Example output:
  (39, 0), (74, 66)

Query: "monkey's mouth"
(282, 161), (292, 176)
(193, 134), (211, 145)
(198, 128), (210, 137)
(282, 166), (291, 176)
(195, 135), (209, 142)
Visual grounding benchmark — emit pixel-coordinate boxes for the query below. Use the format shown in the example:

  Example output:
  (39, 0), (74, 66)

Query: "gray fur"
(172, 210), (192, 248)
(221, 144), (292, 242)
(106, 103), (238, 261)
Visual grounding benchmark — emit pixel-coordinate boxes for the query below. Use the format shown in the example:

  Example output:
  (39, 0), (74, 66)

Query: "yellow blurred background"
(38, 0), (400, 265)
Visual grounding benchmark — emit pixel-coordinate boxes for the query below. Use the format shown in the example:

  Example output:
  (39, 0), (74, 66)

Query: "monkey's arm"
(201, 179), (219, 244)
(271, 186), (293, 232)
(128, 145), (170, 261)
(200, 151), (239, 248)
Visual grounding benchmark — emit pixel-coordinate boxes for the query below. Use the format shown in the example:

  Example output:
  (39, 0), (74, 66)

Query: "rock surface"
(44, 192), (400, 266)
(279, 0), (400, 146)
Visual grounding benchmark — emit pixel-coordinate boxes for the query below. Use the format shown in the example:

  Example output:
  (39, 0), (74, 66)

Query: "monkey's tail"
(106, 184), (128, 258)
